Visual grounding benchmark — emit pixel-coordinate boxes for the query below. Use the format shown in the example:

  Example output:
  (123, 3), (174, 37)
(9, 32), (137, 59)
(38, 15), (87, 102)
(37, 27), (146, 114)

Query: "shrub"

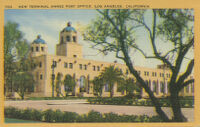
(87, 110), (103, 122)
(43, 109), (56, 122)
(63, 111), (78, 122)
(54, 109), (64, 122)
(104, 112), (120, 122)
(5, 107), (163, 122)
(32, 109), (43, 121)
(21, 108), (33, 120)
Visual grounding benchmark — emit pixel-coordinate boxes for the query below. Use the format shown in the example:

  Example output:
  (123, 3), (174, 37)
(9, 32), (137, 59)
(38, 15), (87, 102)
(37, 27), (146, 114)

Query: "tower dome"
(31, 35), (48, 57)
(62, 22), (76, 32)
(33, 35), (46, 44)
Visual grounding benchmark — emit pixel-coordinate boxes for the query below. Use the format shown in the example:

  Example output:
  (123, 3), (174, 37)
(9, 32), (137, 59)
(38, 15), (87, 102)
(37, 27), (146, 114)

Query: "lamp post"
(51, 60), (56, 97)
(51, 59), (61, 97)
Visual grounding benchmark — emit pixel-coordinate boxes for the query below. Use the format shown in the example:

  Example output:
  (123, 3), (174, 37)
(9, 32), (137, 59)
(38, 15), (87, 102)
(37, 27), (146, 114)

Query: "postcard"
(0, 0), (199, 127)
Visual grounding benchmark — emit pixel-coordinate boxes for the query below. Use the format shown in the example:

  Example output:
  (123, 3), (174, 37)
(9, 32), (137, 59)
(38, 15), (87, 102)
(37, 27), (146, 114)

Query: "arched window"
(66, 36), (70, 42)
(80, 76), (86, 92)
(160, 81), (165, 93)
(105, 83), (109, 92)
(64, 74), (75, 95)
(73, 36), (76, 42)
(153, 81), (157, 92)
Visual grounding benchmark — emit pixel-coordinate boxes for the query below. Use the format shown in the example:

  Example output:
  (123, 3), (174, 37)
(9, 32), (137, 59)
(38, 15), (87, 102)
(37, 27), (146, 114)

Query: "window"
(73, 55), (77, 58)
(93, 66), (96, 71)
(84, 64), (87, 70)
(144, 71), (149, 76)
(64, 62), (68, 68)
(152, 72), (156, 77)
(155, 72), (157, 77)
(79, 64), (83, 70)
(69, 63), (73, 69)
(97, 66), (100, 71)
(31, 47), (34, 52)
(41, 47), (44, 51)
(66, 36), (70, 42)
(40, 74), (43, 80)
(105, 83), (109, 92)
(73, 36), (76, 42)
(39, 62), (42, 68)
(36, 46), (39, 52)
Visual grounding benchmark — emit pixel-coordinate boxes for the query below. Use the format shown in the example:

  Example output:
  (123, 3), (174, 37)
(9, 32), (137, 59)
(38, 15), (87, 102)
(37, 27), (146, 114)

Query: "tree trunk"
(170, 90), (187, 122)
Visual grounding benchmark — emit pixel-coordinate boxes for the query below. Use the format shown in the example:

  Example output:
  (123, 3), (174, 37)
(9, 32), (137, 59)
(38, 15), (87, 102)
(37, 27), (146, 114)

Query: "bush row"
(27, 96), (92, 100)
(87, 97), (134, 105)
(5, 107), (163, 122)
(87, 97), (194, 108)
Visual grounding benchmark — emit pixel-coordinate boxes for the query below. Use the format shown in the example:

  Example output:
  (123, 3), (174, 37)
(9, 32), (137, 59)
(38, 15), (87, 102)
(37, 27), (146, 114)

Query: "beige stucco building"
(28, 22), (194, 98)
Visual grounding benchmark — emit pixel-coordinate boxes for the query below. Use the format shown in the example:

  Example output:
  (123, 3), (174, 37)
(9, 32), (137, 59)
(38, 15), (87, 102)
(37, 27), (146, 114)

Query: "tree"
(99, 65), (124, 98)
(13, 72), (34, 100)
(4, 21), (37, 99)
(118, 78), (141, 98)
(84, 9), (194, 122)
(4, 21), (23, 94)
(4, 21), (35, 96)
(92, 77), (104, 97)
(63, 75), (76, 96)
(55, 73), (63, 97)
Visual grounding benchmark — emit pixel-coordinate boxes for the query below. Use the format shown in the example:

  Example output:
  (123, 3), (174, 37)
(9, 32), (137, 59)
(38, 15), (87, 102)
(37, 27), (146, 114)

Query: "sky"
(4, 9), (194, 72)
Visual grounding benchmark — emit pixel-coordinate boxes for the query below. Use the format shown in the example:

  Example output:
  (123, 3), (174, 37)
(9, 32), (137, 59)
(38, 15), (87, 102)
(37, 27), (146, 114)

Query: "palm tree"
(118, 78), (141, 98)
(63, 74), (76, 96)
(92, 77), (104, 97)
(100, 65), (124, 98)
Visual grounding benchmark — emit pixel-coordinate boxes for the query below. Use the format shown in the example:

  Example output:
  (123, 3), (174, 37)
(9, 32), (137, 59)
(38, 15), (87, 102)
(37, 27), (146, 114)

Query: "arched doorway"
(152, 81), (157, 93)
(64, 74), (76, 96)
(80, 76), (87, 92)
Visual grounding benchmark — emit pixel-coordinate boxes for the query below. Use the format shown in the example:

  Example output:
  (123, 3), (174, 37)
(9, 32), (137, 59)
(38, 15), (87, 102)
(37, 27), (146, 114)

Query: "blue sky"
(4, 9), (193, 71)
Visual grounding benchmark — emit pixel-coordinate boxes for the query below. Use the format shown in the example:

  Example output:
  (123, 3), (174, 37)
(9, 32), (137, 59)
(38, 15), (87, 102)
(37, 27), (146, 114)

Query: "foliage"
(5, 107), (163, 122)
(4, 21), (36, 98)
(87, 97), (194, 108)
(55, 73), (63, 97)
(87, 97), (133, 105)
(99, 65), (124, 98)
(83, 9), (194, 122)
(92, 77), (104, 97)
(118, 78), (141, 97)
(4, 21), (23, 94)
(63, 75), (76, 96)
(13, 72), (34, 99)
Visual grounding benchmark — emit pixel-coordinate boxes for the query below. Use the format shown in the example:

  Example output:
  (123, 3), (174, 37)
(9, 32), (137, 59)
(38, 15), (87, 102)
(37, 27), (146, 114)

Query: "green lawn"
(5, 118), (43, 123)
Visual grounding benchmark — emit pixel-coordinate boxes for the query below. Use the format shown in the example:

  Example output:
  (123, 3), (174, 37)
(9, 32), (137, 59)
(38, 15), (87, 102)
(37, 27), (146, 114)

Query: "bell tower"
(30, 35), (48, 57)
(56, 22), (83, 58)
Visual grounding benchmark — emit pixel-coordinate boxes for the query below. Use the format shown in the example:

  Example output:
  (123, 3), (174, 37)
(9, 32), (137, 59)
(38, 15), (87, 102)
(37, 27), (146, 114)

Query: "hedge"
(5, 107), (163, 122)
(87, 97), (194, 108)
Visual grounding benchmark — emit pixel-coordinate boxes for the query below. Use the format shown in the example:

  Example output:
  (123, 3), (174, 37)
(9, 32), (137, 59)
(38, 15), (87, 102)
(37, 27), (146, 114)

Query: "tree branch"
(177, 59), (194, 89)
